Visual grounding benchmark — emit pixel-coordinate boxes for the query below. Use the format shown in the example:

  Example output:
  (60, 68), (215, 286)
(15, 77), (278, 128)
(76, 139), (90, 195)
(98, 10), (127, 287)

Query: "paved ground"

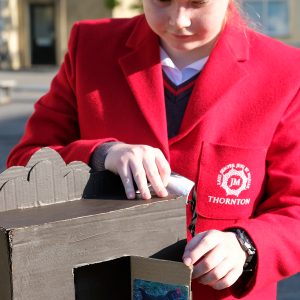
(0, 68), (57, 170)
(0, 69), (300, 299)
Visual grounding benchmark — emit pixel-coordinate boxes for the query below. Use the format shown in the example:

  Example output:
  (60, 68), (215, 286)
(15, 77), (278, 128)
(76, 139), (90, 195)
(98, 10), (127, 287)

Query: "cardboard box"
(0, 148), (188, 300)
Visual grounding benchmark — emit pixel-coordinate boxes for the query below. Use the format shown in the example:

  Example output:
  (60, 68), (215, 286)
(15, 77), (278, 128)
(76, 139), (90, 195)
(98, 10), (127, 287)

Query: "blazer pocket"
(196, 142), (267, 219)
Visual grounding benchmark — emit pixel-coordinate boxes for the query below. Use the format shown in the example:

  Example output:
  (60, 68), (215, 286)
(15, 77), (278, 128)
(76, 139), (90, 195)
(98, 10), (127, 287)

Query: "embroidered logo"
(217, 163), (251, 197)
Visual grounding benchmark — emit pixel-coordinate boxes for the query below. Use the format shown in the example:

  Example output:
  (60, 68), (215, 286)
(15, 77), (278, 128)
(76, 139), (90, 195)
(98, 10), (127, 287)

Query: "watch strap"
(227, 228), (257, 272)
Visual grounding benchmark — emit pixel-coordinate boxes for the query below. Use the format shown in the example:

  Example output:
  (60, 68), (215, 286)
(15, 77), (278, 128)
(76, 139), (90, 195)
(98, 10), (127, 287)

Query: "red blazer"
(7, 13), (300, 300)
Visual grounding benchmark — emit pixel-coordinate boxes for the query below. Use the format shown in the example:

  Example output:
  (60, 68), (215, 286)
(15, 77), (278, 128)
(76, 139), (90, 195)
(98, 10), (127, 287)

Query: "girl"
(7, 0), (300, 299)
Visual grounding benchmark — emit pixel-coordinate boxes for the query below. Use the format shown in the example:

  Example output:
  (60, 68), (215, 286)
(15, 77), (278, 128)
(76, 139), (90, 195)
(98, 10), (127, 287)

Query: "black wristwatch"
(228, 228), (257, 272)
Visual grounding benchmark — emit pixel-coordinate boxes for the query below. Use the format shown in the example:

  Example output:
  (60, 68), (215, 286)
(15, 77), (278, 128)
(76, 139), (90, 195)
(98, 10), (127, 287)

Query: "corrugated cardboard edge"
(0, 228), (12, 300)
(0, 148), (90, 212)
(131, 256), (192, 300)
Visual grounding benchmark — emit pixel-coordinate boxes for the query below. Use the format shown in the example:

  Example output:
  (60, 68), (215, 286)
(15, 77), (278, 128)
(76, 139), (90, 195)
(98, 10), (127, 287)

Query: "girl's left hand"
(182, 230), (247, 290)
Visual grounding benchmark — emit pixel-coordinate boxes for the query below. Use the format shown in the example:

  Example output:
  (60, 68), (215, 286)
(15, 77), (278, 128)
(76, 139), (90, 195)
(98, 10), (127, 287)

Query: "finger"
(143, 157), (168, 198)
(192, 245), (227, 279)
(154, 149), (171, 187)
(118, 163), (136, 199)
(129, 160), (151, 200)
(183, 231), (220, 266)
(195, 256), (233, 283)
(208, 268), (243, 290)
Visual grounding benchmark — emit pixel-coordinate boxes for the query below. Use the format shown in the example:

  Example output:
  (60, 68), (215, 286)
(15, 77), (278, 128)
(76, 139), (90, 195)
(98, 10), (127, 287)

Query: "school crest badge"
(217, 163), (251, 197)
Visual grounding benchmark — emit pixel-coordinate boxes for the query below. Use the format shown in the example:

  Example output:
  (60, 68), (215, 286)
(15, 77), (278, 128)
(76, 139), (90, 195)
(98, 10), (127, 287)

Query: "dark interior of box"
(74, 256), (131, 300)
(74, 240), (186, 300)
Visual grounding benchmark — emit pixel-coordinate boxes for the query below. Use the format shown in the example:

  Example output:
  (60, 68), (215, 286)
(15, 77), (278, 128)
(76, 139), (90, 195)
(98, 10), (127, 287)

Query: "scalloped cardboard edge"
(0, 148), (90, 212)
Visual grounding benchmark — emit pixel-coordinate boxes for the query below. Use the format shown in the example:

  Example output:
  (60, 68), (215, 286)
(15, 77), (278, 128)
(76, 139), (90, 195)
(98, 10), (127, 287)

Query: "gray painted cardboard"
(0, 148), (90, 211)
(0, 148), (188, 300)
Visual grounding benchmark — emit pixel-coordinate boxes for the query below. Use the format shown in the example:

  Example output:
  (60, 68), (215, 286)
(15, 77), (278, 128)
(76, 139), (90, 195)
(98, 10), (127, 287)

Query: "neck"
(161, 37), (218, 70)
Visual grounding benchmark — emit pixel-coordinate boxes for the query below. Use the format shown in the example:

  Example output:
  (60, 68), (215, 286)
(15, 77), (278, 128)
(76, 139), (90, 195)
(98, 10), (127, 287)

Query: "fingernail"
(161, 189), (168, 197)
(183, 256), (192, 266)
(127, 192), (135, 199)
(142, 192), (151, 200)
(157, 189), (168, 197)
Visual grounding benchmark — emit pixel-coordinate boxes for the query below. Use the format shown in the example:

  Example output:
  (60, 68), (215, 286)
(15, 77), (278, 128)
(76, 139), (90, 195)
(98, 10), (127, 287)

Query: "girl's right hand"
(104, 143), (171, 200)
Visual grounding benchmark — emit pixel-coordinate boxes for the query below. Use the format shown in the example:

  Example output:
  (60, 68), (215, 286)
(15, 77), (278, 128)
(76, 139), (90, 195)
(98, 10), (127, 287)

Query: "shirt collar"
(160, 47), (209, 72)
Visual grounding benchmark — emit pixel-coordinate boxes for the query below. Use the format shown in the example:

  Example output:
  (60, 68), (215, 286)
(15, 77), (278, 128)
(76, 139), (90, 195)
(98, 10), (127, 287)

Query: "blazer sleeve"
(6, 23), (117, 168)
(232, 87), (300, 297)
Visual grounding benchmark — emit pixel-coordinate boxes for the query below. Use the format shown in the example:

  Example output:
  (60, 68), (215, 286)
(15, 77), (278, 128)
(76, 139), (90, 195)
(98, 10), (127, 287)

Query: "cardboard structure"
(0, 148), (190, 300)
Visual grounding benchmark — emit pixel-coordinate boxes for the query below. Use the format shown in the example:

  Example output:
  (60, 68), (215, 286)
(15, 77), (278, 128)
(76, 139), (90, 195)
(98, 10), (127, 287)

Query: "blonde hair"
(229, 0), (260, 30)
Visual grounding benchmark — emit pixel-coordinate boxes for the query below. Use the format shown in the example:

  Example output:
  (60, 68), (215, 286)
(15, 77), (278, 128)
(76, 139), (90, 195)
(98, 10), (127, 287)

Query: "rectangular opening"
(74, 241), (188, 300)
(74, 256), (131, 300)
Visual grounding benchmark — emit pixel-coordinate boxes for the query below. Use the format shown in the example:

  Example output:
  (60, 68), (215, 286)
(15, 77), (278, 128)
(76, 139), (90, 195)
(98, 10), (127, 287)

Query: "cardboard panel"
(0, 148), (90, 212)
(131, 256), (192, 300)
(0, 229), (12, 300)
(7, 197), (186, 300)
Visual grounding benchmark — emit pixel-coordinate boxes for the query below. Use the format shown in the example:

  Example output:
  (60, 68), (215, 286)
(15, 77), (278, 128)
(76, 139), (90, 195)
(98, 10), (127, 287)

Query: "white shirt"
(160, 47), (209, 86)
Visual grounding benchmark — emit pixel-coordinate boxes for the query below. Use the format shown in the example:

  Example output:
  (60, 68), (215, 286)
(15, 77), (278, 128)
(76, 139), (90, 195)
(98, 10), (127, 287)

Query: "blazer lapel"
(170, 20), (251, 145)
(119, 16), (169, 158)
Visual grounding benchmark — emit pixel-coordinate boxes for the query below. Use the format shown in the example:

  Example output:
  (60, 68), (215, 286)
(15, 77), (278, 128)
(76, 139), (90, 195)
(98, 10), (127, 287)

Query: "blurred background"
(0, 0), (299, 70)
(0, 0), (299, 298)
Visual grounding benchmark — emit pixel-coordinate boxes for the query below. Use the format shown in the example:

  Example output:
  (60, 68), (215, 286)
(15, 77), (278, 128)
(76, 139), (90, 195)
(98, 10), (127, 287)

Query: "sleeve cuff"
(90, 141), (121, 171)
